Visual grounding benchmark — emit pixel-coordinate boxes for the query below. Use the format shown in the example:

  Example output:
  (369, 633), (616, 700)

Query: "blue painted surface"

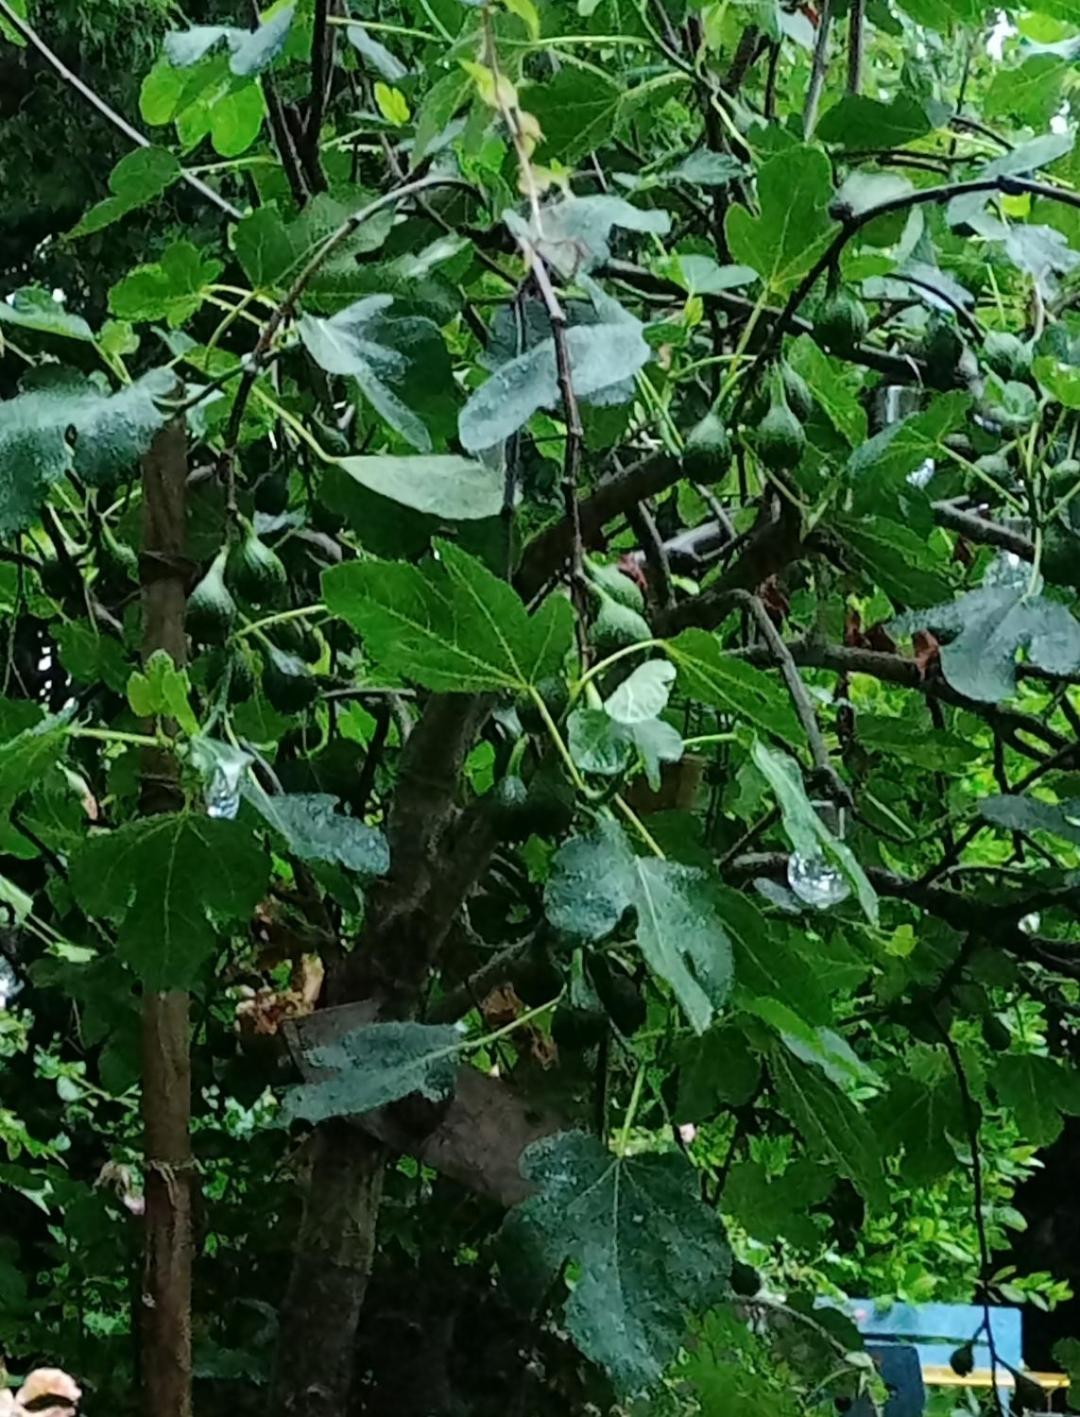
(823, 1298), (1023, 1415)
(836, 1297), (1023, 1373)
(847, 1345), (925, 1417)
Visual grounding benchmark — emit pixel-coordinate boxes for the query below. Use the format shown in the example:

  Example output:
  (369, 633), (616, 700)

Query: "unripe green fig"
(254, 472), (290, 515)
(982, 331), (1032, 381)
(729, 1261), (761, 1297)
(262, 645), (318, 713)
(813, 291), (868, 355)
(588, 589), (652, 655)
(683, 408), (732, 479)
(228, 520), (288, 605)
(517, 676), (571, 735)
(755, 372), (806, 471)
(589, 957), (646, 1036)
(513, 950), (562, 1007)
(780, 362), (813, 422)
(552, 1004), (606, 1051)
(487, 775), (534, 841)
(187, 549), (237, 644)
(523, 761), (576, 837)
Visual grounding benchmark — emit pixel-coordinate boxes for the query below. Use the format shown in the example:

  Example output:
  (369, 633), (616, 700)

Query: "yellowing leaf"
(374, 81), (410, 126)
(502, 0), (540, 40)
(459, 59), (518, 111)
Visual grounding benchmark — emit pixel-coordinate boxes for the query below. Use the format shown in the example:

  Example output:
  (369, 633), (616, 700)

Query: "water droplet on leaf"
(787, 852), (850, 910)
(906, 457), (935, 489)
(983, 551), (1028, 590)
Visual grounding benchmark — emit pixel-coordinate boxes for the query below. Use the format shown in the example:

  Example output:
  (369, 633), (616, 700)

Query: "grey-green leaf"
(0, 368), (173, 533)
(346, 23), (407, 81)
(545, 824), (733, 1032)
(298, 299), (442, 452)
(333, 454), (503, 520)
(282, 1020), (462, 1125)
(459, 321), (650, 452)
(245, 789), (390, 875)
(893, 586), (1080, 702)
(979, 792), (1080, 845)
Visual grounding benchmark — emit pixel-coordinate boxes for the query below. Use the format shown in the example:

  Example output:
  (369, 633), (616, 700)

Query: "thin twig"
(305, 0), (334, 189)
(263, 74), (310, 207)
(803, 0), (832, 137)
(763, 40), (781, 121)
(0, 0), (241, 221)
(731, 590), (849, 803)
(847, 0), (865, 95)
(934, 1015), (1005, 1417)
(531, 253), (589, 653)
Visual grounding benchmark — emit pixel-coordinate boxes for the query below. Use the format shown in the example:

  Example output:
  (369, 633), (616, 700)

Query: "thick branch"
(516, 453), (681, 600)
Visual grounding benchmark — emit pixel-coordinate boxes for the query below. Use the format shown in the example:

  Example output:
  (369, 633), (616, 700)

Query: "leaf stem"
(67, 727), (164, 749)
(613, 796), (667, 859)
(572, 639), (665, 706)
(235, 604), (327, 639)
(617, 1064), (647, 1156)
(529, 684), (588, 793)
(462, 992), (564, 1052)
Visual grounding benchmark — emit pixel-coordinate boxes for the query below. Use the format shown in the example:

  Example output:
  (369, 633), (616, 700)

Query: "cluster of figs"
(186, 518), (320, 714)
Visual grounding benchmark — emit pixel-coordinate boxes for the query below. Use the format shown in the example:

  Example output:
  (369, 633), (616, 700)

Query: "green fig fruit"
(523, 761), (576, 838)
(813, 291), (869, 355)
(781, 362), (813, 422)
(262, 645), (318, 713)
(187, 549), (237, 644)
(487, 775), (534, 841)
(228, 520), (288, 605)
(585, 557), (645, 612)
(513, 949), (562, 1007)
(254, 472), (290, 515)
(517, 676), (571, 736)
(588, 588), (652, 655)
(589, 957), (646, 1036)
(730, 1262), (761, 1298)
(755, 372), (806, 471)
(683, 408), (732, 480)
(982, 331), (1032, 381)
(552, 1004), (607, 1051)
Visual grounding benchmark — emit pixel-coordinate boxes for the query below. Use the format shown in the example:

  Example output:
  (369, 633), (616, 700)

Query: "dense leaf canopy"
(4, 0), (1080, 1414)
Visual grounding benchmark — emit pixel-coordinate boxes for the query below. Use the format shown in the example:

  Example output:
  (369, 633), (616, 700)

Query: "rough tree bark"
(270, 695), (495, 1414)
(138, 418), (194, 1417)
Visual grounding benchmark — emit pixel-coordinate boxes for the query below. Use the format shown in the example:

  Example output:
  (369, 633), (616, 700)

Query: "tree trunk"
(138, 417), (194, 1417)
(271, 695), (494, 1415)
(272, 1125), (385, 1412)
